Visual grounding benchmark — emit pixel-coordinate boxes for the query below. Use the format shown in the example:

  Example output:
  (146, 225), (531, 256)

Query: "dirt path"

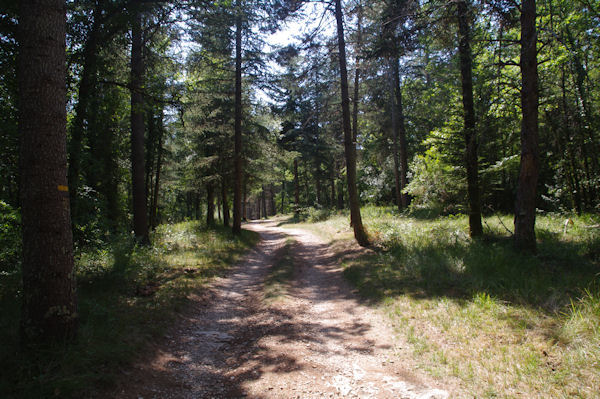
(112, 220), (449, 399)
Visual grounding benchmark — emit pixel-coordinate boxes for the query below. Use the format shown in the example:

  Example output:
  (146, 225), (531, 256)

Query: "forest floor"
(108, 219), (451, 399)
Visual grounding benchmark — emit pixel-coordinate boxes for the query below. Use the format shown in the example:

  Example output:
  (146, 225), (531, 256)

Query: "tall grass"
(0, 221), (258, 398)
(287, 206), (600, 398)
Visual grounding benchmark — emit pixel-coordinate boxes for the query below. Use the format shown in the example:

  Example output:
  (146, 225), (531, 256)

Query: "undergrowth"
(0, 221), (258, 398)
(286, 206), (600, 398)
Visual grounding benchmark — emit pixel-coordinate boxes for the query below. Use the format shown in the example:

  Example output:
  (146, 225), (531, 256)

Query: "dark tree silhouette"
(457, 0), (483, 237)
(514, 0), (539, 252)
(130, 2), (150, 243)
(18, 0), (78, 343)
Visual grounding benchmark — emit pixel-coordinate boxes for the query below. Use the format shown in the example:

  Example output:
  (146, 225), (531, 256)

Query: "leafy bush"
(404, 141), (466, 214)
(307, 206), (331, 222)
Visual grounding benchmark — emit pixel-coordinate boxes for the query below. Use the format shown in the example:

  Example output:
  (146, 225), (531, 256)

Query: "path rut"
(112, 220), (449, 399)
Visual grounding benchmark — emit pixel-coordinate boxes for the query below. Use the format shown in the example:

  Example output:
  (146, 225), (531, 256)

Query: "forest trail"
(111, 220), (450, 399)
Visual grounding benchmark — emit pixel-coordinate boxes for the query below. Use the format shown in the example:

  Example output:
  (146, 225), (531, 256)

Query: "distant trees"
(18, 0), (77, 343)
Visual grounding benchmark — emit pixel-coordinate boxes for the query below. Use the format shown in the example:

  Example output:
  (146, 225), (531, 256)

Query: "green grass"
(0, 221), (258, 398)
(264, 238), (296, 302)
(285, 206), (600, 398)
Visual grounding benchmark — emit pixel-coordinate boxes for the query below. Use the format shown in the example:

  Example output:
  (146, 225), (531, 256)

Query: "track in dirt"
(111, 220), (449, 399)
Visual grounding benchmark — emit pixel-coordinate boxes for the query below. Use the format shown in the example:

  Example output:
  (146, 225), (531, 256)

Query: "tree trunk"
(18, 0), (77, 343)
(330, 162), (336, 208)
(217, 191), (221, 221)
(206, 183), (215, 226)
(130, 5), (149, 243)
(334, 0), (369, 246)
(514, 0), (539, 252)
(150, 113), (164, 229)
(294, 158), (300, 214)
(232, 0), (243, 235)
(351, 1), (362, 143)
(222, 178), (230, 226)
(281, 180), (285, 213)
(261, 185), (267, 219)
(391, 59), (410, 209)
(269, 184), (276, 215)
(242, 174), (247, 221)
(67, 2), (102, 222)
(315, 168), (322, 206)
(457, 0), (483, 237)
(388, 60), (403, 212)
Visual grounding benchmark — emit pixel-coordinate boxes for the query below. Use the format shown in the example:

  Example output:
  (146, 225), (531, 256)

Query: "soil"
(109, 220), (451, 399)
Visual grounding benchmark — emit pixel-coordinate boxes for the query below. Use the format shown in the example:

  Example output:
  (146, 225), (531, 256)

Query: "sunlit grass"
(0, 221), (258, 398)
(285, 206), (600, 398)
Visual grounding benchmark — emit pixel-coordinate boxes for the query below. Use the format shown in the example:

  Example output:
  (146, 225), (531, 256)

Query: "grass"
(283, 206), (600, 398)
(264, 238), (296, 302)
(0, 221), (258, 398)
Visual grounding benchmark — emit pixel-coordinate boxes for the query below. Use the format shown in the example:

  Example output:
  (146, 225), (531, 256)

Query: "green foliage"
(403, 136), (466, 215)
(0, 221), (258, 398)
(0, 201), (20, 297)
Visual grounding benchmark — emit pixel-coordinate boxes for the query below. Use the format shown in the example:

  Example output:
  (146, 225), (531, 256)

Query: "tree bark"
(232, 0), (243, 235)
(18, 0), (77, 343)
(514, 0), (539, 252)
(334, 0), (369, 246)
(457, 0), (483, 237)
(130, 5), (149, 243)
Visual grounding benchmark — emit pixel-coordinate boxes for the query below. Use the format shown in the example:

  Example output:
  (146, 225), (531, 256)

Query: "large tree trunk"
(334, 0), (369, 246)
(18, 0), (77, 343)
(514, 0), (539, 252)
(130, 5), (149, 243)
(457, 0), (483, 237)
(232, 0), (243, 235)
